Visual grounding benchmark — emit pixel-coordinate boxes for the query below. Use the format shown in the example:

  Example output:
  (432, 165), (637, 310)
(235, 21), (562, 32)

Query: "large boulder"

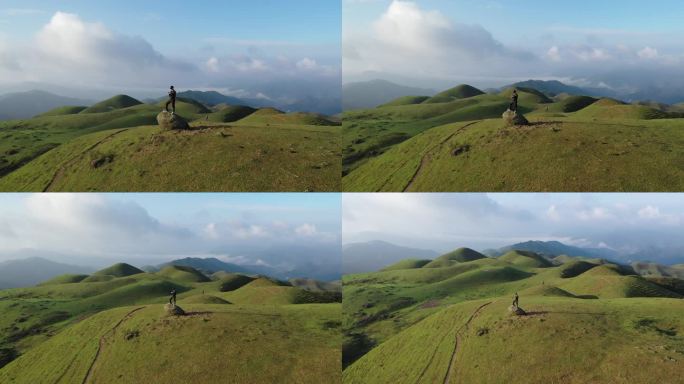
(157, 111), (190, 130)
(502, 109), (529, 126)
(508, 305), (527, 316)
(164, 303), (186, 316)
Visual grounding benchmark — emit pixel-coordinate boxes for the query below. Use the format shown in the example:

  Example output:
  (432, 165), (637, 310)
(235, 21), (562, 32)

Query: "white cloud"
(344, 0), (534, 82)
(637, 46), (658, 59)
(0, 194), (341, 277)
(295, 223), (318, 236)
(296, 57), (318, 70)
(546, 46), (561, 62)
(205, 57), (220, 72)
(0, 12), (340, 113)
(343, 194), (684, 262)
(638, 205), (661, 219)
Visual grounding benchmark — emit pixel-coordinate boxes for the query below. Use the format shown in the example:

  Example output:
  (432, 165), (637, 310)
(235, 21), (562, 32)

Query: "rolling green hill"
(423, 248), (486, 268)
(498, 250), (553, 268)
(0, 95), (340, 192)
(37, 106), (88, 117)
(80, 95), (143, 114)
(342, 84), (684, 191)
(93, 263), (144, 277)
(0, 262), (341, 383)
(342, 249), (684, 382)
(156, 265), (210, 283)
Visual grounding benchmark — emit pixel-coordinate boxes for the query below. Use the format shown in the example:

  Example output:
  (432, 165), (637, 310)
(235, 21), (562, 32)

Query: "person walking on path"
(512, 292), (519, 308)
(165, 86), (177, 114)
(169, 288), (177, 306)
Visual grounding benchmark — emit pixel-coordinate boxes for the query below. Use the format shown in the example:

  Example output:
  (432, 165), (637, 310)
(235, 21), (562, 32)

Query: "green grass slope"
(498, 250), (553, 268)
(237, 108), (340, 126)
(423, 85), (485, 104)
(343, 116), (684, 191)
(0, 119), (341, 192)
(342, 246), (684, 383)
(180, 294), (231, 304)
(206, 105), (257, 122)
(93, 263), (144, 278)
(0, 304), (341, 384)
(0, 265), (342, 383)
(423, 248), (486, 268)
(36, 106), (88, 117)
(80, 95), (142, 114)
(343, 84), (684, 191)
(381, 259), (433, 271)
(156, 265), (210, 283)
(380, 96), (431, 107)
(344, 298), (684, 384)
(38, 274), (89, 285)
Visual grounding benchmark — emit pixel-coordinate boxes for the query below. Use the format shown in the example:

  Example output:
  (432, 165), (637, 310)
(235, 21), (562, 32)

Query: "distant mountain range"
(0, 254), (339, 289)
(343, 79), (684, 111)
(0, 90), (93, 120)
(343, 80), (436, 111)
(482, 240), (620, 261)
(345, 240), (684, 276)
(0, 257), (93, 289)
(343, 240), (439, 274)
(0, 88), (340, 122)
(158, 257), (266, 277)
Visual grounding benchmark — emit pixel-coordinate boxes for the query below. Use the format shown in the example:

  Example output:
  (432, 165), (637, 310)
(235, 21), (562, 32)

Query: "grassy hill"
(342, 250), (684, 382)
(423, 248), (486, 268)
(93, 263), (144, 278)
(80, 95), (143, 114)
(0, 95), (340, 192)
(342, 84), (684, 191)
(0, 262), (341, 383)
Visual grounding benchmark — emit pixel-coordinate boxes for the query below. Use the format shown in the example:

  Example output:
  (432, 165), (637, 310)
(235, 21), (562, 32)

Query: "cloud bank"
(0, 12), (341, 112)
(0, 194), (341, 279)
(344, 1), (684, 102)
(343, 193), (684, 264)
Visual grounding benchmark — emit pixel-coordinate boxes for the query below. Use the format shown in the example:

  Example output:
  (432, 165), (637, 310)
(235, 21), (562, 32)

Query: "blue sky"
(1, 1), (340, 49)
(0, 193), (342, 277)
(343, 0), (684, 100)
(0, 1), (341, 109)
(343, 193), (684, 264)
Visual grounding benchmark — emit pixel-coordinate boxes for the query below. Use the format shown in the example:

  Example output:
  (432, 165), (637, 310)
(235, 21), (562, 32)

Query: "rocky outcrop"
(508, 305), (527, 316)
(164, 303), (186, 316)
(157, 111), (190, 130)
(502, 109), (529, 126)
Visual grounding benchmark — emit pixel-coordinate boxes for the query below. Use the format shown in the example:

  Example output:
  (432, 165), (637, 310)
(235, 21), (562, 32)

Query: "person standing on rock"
(165, 85), (177, 114)
(510, 89), (519, 112)
(169, 288), (177, 306)
(512, 292), (519, 308)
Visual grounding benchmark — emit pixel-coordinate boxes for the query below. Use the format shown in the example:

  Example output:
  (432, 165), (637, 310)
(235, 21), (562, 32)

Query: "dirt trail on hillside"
(402, 121), (480, 192)
(81, 306), (145, 384)
(43, 128), (129, 192)
(414, 301), (492, 384)
(442, 301), (492, 384)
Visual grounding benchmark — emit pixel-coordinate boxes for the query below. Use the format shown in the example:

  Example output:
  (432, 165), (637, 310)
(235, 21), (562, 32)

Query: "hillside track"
(81, 306), (145, 384)
(442, 301), (493, 384)
(402, 121), (480, 192)
(42, 128), (129, 192)
(414, 301), (492, 384)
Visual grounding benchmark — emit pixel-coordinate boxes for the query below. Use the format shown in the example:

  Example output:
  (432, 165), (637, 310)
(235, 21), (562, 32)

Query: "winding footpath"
(442, 301), (493, 384)
(43, 128), (129, 192)
(402, 121), (480, 192)
(81, 306), (145, 384)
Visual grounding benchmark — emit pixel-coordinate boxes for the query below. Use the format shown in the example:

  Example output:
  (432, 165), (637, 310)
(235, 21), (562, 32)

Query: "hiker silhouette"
(169, 289), (177, 306)
(509, 89), (519, 111)
(512, 292), (519, 308)
(165, 86), (177, 114)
